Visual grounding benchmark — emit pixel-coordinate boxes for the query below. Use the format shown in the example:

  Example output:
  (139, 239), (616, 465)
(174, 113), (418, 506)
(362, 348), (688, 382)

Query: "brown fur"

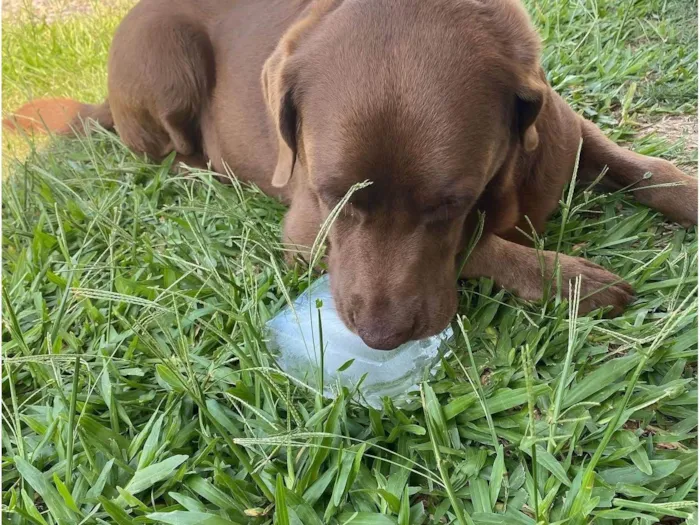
(7, 0), (697, 349)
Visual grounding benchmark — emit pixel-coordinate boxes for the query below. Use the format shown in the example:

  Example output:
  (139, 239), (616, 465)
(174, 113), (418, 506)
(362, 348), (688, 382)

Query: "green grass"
(2, 0), (698, 524)
(2, 1), (130, 164)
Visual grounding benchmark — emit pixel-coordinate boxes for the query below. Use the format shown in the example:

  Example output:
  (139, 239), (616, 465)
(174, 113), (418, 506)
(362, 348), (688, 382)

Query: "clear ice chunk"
(265, 275), (453, 408)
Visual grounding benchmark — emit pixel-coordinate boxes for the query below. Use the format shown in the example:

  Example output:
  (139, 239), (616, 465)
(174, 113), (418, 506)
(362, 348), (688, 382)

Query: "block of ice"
(265, 275), (453, 408)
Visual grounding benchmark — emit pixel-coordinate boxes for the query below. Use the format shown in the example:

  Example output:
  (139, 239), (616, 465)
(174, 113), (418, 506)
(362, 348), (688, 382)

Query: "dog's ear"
(262, 0), (339, 188)
(262, 50), (299, 188)
(515, 67), (547, 153)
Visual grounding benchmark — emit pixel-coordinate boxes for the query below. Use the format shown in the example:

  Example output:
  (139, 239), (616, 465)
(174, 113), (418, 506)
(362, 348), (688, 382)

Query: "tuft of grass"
(2, 0), (697, 524)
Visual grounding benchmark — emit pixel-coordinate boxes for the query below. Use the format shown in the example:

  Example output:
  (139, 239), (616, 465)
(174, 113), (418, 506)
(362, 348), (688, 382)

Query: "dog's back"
(3, 0), (308, 196)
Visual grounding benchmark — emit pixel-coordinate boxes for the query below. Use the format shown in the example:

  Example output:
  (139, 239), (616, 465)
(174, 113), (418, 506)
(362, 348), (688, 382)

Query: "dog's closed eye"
(423, 196), (471, 223)
(318, 191), (346, 211)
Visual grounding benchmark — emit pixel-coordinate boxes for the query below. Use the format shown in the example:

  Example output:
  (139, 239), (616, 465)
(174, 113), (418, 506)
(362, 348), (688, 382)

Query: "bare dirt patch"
(639, 114), (698, 176)
(640, 114), (698, 151)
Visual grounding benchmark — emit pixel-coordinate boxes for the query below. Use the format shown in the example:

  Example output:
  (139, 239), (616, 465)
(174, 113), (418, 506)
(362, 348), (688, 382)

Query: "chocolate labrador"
(7, 0), (697, 349)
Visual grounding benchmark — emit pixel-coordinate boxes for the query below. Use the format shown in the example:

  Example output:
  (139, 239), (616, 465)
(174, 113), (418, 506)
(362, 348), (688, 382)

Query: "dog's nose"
(343, 292), (419, 350)
(356, 326), (413, 350)
(350, 299), (417, 350)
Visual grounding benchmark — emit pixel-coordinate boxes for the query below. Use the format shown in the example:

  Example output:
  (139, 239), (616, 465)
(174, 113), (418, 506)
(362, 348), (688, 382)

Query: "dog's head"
(263, 0), (546, 349)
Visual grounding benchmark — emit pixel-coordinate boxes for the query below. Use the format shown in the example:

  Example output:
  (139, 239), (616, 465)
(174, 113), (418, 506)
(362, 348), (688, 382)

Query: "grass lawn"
(2, 0), (698, 524)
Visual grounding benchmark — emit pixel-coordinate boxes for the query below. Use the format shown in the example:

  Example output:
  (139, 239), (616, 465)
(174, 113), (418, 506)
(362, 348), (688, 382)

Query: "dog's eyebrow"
(316, 180), (369, 204)
(316, 184), (349, 204)
(421, 190), (475, 211)
(318, 184), (477, 213)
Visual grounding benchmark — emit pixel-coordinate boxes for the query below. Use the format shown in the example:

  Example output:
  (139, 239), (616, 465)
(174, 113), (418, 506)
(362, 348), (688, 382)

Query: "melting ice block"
(265, 275), (453, 408)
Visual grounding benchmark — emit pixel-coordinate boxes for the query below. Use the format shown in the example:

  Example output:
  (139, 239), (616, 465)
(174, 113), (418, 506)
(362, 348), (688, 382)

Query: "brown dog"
(7, 0), (697, 349)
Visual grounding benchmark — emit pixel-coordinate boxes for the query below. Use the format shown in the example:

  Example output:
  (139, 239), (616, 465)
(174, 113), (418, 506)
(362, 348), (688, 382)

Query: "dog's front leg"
(281, 184), (322, 265)
(577, 114), (698, 227)
(460, 234), (635, 315)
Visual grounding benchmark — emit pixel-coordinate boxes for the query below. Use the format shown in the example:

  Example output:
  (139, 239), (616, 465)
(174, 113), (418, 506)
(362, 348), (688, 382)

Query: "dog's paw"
(558, 256), (635, 316)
